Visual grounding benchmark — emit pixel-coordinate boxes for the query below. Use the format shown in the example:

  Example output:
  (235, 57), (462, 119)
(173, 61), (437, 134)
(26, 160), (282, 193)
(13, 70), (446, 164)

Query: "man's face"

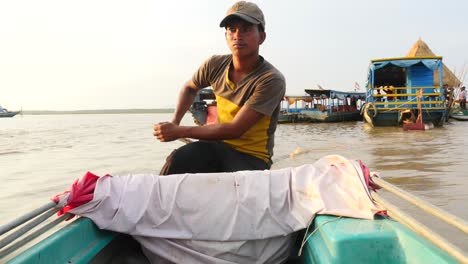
(225, 18), (265, 58)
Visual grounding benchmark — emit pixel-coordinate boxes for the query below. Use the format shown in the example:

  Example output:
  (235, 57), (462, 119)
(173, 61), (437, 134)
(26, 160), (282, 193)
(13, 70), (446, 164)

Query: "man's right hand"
(153, 122), (181, 142)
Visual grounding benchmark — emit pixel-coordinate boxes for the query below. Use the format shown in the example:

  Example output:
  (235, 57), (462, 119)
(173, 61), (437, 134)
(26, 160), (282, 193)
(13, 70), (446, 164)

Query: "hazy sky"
(1, 0), (466, 110)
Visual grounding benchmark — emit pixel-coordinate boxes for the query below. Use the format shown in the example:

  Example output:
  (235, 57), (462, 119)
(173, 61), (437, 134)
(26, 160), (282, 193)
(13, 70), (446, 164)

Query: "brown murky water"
(273, 121), (468, 250)
(1, 114), (467, 251)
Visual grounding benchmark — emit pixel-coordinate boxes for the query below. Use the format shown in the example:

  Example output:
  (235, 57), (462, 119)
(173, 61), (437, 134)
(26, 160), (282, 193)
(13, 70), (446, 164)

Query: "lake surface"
(1, 113), (467, 250)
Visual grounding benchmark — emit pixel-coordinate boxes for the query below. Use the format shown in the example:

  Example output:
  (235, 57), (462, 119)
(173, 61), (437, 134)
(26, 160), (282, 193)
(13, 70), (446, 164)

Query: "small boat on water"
(449, 96), (468, 121)
(1, 156), (466, 264)
(0, 105), (21, 118)
(278, 95), (311, 123)
(450, 107), (468, 121)
(363, 56), (448, 127)
(300, 89), (365, 122)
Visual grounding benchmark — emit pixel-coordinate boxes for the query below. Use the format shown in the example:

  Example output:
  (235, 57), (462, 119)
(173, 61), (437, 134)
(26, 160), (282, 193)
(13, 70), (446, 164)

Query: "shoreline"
(21, 109), (175, 115)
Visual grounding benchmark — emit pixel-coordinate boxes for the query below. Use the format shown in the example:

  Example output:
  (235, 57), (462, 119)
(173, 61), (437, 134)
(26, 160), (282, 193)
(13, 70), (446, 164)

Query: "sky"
(1, 0), (467, 110)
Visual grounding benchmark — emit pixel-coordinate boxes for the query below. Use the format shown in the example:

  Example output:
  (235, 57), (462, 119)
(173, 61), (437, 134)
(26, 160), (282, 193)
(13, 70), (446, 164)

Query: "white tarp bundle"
(68, 155), (383, 263)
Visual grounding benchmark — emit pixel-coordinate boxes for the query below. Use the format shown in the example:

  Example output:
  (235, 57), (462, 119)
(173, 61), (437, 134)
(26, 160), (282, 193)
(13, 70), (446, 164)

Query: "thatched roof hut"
(406, 38), (462, 87)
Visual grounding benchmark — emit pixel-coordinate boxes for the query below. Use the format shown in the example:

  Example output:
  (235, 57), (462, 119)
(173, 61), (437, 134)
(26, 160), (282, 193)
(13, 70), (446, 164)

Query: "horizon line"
(20, 108), (175, 115)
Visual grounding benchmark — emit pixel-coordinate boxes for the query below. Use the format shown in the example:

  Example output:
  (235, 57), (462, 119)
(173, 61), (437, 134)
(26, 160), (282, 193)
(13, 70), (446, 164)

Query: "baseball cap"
(219, 1), (265, 30)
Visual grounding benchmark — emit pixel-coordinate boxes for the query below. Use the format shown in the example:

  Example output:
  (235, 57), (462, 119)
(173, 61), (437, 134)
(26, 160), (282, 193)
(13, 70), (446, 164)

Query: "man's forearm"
(171, 83), (198, 125)
(177, 104), (264, 140)
(178, 123), (242, 140)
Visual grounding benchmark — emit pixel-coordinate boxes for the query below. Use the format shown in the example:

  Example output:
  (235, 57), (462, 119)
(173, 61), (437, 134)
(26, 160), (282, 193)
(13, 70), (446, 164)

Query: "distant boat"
(363, 56), (448, 127)
(450, 107), (468, 121)
(0, 105), (21, 118)
(192, 89), (364, 124)
(300, 89), (365, 122)
(278, 95), (311, 123)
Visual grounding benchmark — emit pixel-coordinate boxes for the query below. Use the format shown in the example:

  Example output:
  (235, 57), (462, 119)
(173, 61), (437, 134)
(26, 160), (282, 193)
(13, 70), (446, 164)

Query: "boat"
(190, 90), (313, 124)
(1, 160), (466, 264)
(188, 88), (217, 125)
(450, 107), (468, 121)
(2, 214), (462, 264)
(190, 89), (365, 124)
(0, 105), (21, 118)
(363, 56), (448, 127)
(277, 111), (299, 123)
(299, 89), (365, 122)
(278, 95), (311, 123)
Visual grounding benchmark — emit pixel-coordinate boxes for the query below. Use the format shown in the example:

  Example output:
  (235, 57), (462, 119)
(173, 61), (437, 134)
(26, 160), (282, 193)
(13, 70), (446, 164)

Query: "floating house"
(364, 56), (447, 127)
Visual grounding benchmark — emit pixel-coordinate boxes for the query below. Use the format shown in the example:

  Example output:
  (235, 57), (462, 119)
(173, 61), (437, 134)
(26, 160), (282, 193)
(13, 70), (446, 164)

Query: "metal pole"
(439, 60), (444, 89)
(0, 208), (58, 250)
(0, 214), (69, 259)
(372, 192), (468, 264)
(372, 176), (468, 234)
(0, 201), (56, 236)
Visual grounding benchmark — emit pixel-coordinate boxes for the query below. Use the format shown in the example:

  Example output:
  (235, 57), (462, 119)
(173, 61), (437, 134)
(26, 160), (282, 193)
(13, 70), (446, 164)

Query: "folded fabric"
(59, 155), (382, 263)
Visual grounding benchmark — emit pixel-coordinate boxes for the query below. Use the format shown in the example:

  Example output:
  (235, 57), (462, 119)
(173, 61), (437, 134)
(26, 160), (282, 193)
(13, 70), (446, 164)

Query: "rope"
(398, 109), (415, 123)
(177, 138), (193, 144)
(298, 216), (343, 256)
(361, 103), (377, 117)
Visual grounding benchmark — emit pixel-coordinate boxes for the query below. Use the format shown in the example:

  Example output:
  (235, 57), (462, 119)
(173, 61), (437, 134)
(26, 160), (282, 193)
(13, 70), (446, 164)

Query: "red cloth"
(52, 171), (100, 219)
(358, 160), (389, 217)
(206, 105), (218, 125)
(358, 160), (380, 192)
(403, 112), (424, 131)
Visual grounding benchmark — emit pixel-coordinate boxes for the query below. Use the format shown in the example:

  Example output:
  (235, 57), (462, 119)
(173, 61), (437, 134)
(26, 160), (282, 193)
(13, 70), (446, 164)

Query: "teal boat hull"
(450, 108), (468, 121)
(7, 216), (458, 264)
(301, 215), (458, 264)
(7, 218), (117, 264)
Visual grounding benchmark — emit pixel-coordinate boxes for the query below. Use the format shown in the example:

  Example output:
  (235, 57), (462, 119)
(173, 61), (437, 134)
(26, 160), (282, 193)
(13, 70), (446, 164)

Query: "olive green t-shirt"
(192, 55), (286, 163)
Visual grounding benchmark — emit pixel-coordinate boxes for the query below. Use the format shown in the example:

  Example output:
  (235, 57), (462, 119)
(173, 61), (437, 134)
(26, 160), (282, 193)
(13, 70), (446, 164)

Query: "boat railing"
(370, 175), (468, 264)
(0, 202), (71, 260)
(368, 86), (447, 110)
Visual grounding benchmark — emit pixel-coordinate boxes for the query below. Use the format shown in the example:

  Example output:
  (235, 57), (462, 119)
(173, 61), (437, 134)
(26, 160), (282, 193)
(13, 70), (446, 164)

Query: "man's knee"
(159, 148), (179, 175)
(159, 141), (219, 175)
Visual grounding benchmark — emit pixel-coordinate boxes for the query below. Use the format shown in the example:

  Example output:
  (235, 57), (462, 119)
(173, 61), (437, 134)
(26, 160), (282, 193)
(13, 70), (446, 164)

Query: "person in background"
(383, 84), (394, 101)
(153, 1), (286, 175)
(375, 86), (382, 102)
(459, 86), (466, 109)
(443, 84), (449, 100)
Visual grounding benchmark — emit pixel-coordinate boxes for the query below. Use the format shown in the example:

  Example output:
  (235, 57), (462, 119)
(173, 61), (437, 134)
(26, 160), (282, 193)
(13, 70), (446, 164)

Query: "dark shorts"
(159, 141), (270, 175)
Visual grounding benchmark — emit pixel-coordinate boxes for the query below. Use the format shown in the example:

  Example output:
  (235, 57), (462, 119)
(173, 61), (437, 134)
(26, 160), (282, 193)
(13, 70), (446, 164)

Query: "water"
(1, 114), (467, 249)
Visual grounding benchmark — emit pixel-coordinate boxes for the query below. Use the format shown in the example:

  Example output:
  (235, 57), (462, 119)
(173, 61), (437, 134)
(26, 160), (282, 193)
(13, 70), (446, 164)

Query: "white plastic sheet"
(70, 155), (382, 263)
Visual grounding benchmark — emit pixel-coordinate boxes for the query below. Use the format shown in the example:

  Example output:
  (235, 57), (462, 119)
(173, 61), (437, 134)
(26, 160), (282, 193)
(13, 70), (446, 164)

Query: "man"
(153, 1), (286, 175)
(459, 86), (466, 109)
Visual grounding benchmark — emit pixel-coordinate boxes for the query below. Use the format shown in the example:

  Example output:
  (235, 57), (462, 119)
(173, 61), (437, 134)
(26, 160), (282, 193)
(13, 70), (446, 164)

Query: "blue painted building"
(364, 56), (448, 127)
